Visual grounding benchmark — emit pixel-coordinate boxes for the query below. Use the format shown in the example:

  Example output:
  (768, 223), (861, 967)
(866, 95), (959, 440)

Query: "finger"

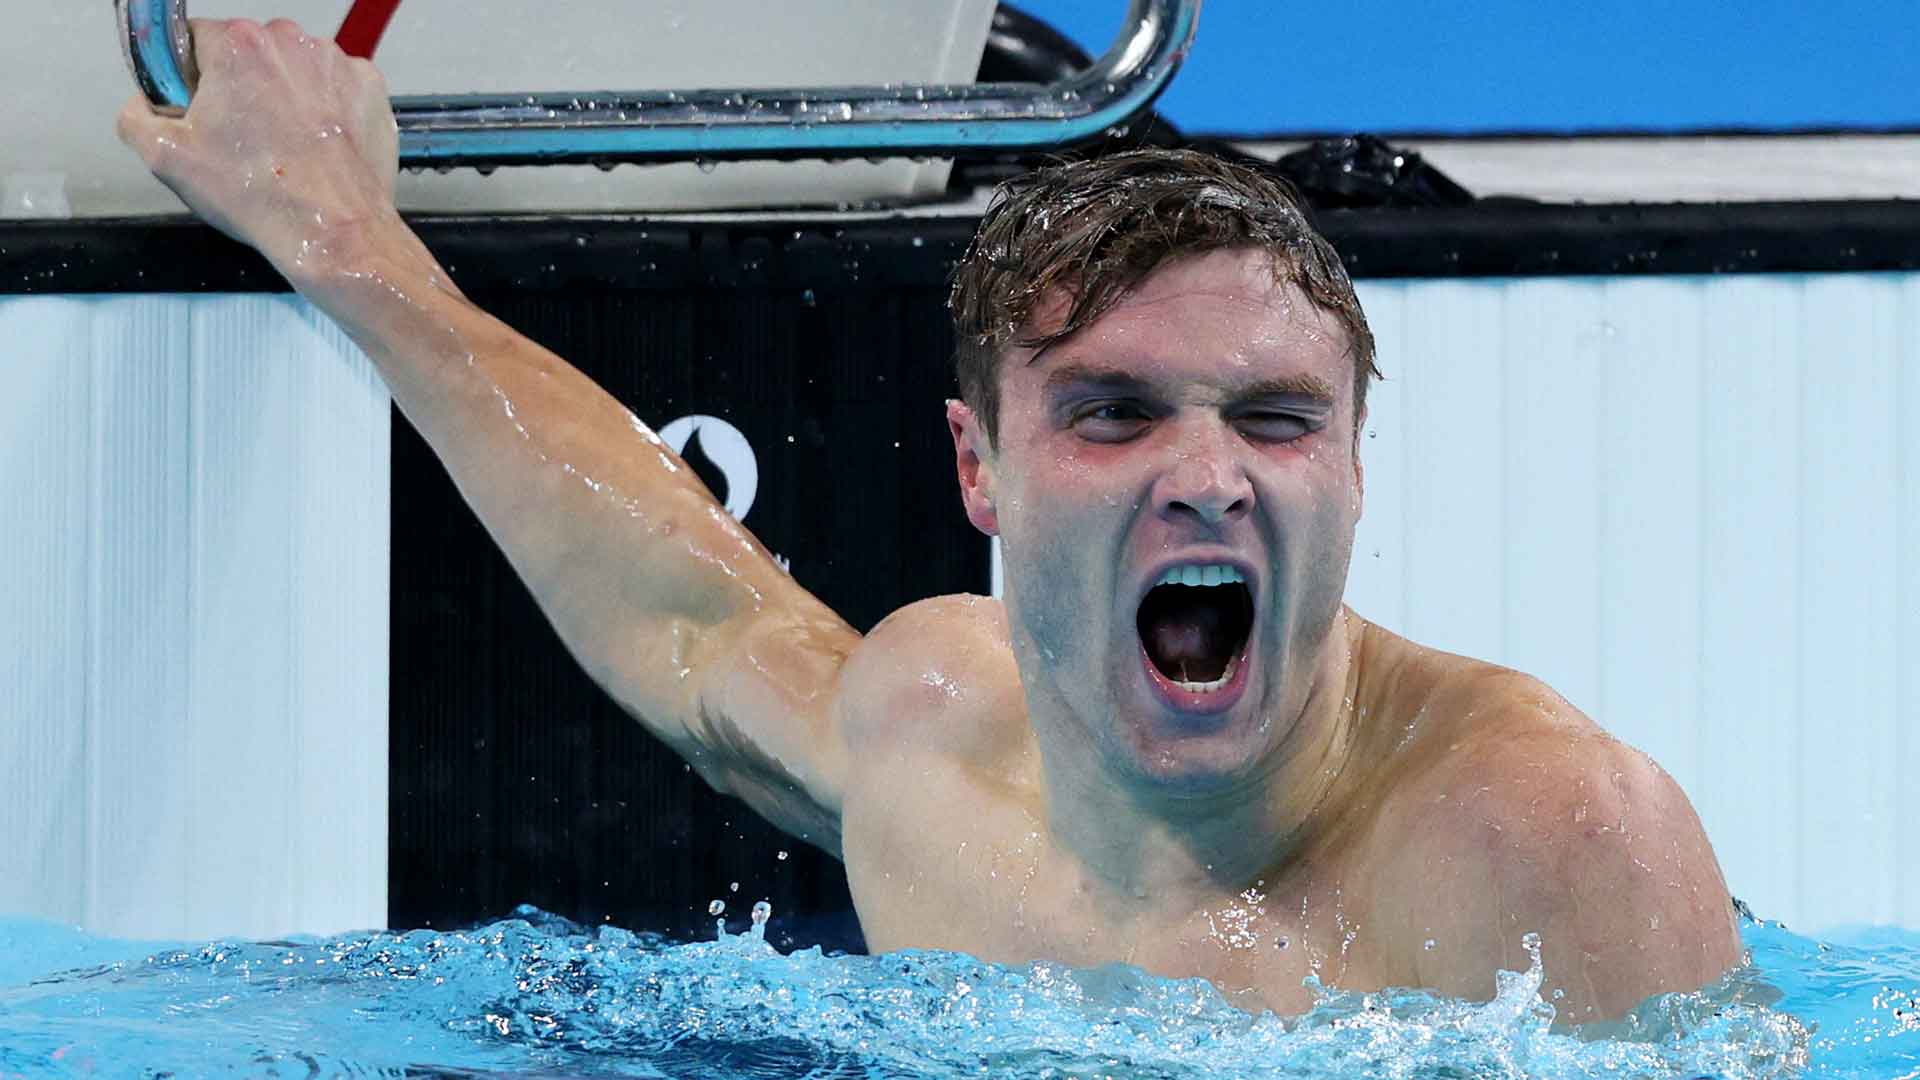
(116, 94), (184, 172)
(185, 17), (223, 72)
(263, 16), (312, 42)
(187, 17), (258, 79)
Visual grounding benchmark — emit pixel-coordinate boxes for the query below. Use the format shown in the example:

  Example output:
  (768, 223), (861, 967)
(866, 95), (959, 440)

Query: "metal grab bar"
(116, 0), (1200, 169)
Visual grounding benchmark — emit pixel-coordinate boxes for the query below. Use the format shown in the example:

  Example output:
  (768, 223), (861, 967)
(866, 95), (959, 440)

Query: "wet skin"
(843, 254), (1739, 1021)
(119, 18), (1741, 1026)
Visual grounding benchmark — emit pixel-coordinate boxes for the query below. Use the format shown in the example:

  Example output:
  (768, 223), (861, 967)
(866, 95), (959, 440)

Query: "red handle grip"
(335, 0), (401, 59)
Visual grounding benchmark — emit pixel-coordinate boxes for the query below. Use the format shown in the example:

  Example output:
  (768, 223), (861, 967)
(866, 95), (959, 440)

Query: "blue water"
(0, 905), (1913, 1078)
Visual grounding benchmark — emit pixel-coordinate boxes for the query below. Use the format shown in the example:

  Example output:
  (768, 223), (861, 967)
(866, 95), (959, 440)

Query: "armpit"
(693, 702), (843, 857)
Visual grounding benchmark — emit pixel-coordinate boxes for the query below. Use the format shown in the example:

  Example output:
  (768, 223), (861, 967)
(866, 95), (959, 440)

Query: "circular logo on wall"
(658, 414), (759, 521)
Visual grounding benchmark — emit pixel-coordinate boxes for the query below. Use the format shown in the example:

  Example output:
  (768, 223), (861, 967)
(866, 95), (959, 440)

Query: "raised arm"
(118, 19), (860, 853)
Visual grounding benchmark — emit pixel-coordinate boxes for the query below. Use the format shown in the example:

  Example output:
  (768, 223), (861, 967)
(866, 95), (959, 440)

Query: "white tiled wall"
(0, 294), (389, 940)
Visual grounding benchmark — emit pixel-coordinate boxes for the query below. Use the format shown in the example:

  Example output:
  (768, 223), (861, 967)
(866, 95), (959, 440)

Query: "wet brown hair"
(948, 148), (1379, 446)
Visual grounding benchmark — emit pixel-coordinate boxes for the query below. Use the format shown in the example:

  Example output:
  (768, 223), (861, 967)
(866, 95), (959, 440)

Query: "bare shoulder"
(836, 593), (1028, 762)
(1356, 644), (1740, 1023)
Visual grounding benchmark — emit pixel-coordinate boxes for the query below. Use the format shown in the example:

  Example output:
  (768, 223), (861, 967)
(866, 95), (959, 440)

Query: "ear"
(946, 399), (1000, 536)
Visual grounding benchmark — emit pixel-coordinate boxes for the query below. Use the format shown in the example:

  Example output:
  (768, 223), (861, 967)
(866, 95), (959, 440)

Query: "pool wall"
(0, 294), (389, 940)
(3, 202), (1917, 943)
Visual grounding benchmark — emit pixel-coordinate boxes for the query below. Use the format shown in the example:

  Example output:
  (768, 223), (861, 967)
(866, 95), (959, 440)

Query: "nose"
(1153, 421), (1254, 528)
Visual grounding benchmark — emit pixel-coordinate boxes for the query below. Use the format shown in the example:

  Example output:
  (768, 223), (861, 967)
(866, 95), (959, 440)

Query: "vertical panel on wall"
(1347, 284), (1405, 630)
(0, 298), (94, 925)
(1594, 280), (1706, 795)
(286, 303), (390, 936)
(84, 296), (196, 936)
(0, 294), (388, 941)
(1697, 277), (1805, 928)
(1898, 274), (1920, 931)
(185, 297), (297, 935)
(1500, 280), (1605, 718)
(1795, 276), (1900, 928)
(1396, 282), (1506, 660)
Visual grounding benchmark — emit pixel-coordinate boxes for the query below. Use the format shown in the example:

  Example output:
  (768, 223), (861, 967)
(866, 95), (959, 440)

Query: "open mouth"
(1136, 565), (1255, 693)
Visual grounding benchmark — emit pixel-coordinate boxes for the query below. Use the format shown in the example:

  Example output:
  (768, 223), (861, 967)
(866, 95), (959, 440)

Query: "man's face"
(949, 247), (1365, 789)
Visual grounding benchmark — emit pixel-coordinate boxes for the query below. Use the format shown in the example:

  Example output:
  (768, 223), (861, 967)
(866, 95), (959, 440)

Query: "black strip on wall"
(5, 199), (1920, 296)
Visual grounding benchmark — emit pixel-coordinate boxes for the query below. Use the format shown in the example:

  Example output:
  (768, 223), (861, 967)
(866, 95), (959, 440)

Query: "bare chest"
(839, 773), (1398, 1016)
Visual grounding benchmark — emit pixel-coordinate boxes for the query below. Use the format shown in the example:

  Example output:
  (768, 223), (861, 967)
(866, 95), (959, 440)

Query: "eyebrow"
(1040, 362), (1338, 406)
(1040, 364), (1152, 397)
(1239, 374), (1339, 404)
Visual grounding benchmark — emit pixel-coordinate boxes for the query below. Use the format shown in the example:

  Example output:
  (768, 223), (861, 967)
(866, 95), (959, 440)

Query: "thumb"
(116, 95), (187, 175)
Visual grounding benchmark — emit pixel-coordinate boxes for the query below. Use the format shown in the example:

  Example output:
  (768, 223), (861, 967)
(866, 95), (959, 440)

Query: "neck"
(1035, 610), (1368, 906)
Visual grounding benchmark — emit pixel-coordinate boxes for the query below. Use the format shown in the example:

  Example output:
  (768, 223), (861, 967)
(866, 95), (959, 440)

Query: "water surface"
(1, 906), (1912, 1078)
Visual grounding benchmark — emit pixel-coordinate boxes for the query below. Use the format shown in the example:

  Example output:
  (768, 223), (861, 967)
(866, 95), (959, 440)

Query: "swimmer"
(118, 19), (1739, 1024)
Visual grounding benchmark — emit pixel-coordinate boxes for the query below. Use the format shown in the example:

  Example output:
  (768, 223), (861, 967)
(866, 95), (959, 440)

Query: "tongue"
(1145, 602), (1235, 682)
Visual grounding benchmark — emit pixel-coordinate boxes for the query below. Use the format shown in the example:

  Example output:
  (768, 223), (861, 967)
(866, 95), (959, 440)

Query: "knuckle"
(186, 18), (230, 68)
(224, 18), (266, 49)
(265, 18), (311, 46)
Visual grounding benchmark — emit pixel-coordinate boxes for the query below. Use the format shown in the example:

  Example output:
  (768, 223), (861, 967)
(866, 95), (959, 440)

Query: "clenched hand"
(117, 18), (401, 284)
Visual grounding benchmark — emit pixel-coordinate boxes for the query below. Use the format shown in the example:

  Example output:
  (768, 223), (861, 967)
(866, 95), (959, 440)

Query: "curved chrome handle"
(116, 0), (198, 117)
(115, 0), (1200, 168)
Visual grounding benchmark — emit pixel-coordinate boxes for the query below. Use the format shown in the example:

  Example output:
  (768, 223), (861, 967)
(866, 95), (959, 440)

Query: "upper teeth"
(1155, 564), (1245, 588)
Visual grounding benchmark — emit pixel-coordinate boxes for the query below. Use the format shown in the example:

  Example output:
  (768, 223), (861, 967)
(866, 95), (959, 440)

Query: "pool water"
(0, 905), (1913, 1078)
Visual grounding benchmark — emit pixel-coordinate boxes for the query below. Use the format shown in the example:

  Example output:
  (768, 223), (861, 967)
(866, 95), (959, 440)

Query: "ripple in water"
(4, 905), (1905, 1079)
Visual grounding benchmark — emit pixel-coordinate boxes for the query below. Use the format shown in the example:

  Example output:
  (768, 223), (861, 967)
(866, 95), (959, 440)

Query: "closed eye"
(1234, 411), (1318, 443)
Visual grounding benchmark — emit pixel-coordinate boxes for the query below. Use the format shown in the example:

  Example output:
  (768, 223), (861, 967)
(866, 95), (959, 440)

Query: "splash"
(0, 906), (1854, 1079)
